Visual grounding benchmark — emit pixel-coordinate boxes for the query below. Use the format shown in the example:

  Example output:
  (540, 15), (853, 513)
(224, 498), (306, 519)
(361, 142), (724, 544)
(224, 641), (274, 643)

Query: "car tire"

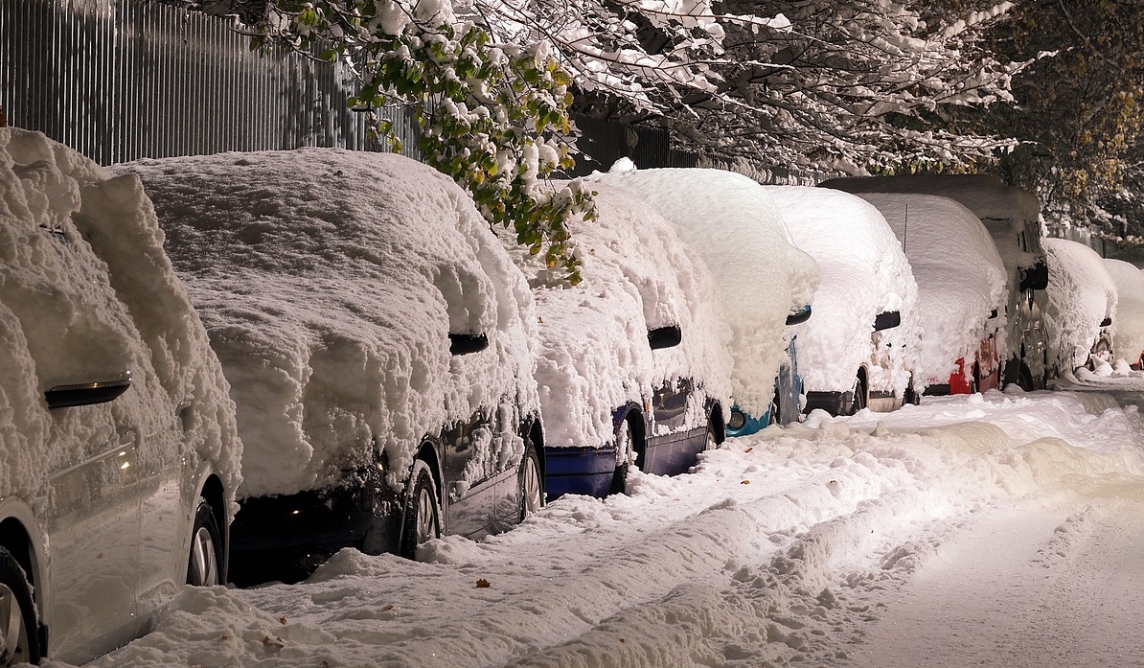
(187, 499), (223, 586)
(519, 438), (544, 521)
(609, 418), (636, 496)
(704, 411), (719, 451)
(767, 386), (781, 426)
(0, 547), (41, 667)
(850, 376), (867, 415)
(400, 460), (441, 559)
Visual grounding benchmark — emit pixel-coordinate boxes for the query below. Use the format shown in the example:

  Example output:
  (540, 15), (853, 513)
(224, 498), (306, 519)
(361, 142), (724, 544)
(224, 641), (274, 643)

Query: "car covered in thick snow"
(819, 174), (1051, 390)
(1042, 238), (1117, 372)
(503, 182), (734, 499)
(850, 193), (1008, 396)
(0, 128), (240, 664)
(587, 164), (819, 434)
(120, 149), (545, 585)
(764, 186), (921, 415)
(1104, 259), (1144, 369)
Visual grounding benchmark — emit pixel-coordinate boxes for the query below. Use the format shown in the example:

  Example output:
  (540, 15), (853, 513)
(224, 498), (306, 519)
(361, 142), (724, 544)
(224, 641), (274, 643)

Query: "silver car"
(0, 128), (240, 665)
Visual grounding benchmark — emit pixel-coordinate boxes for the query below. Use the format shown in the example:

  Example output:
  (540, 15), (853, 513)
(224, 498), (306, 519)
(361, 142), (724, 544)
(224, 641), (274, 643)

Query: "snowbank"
(74, 388), (1144, 668)
(764, 186), (921, 400)
(1043, 238), (1117, 371)
(117, 149), (539, 499)
(0, 127), (241, 507)
(504, 182), (733, 449)
(1104, 259), (1144, 366)
(853, 193), (1008, 391)
(586, 164), (819, 418)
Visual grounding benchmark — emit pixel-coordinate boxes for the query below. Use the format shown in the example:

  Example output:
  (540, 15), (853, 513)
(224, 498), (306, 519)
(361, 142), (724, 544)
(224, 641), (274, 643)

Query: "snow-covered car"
(1104, 259), (1144, 368)
(587, 164), (819, 434)
(1043, 238), (1117, 372)
(850, 193), (1008, 396)
(1108, 243), (1144, 269)
(120, 149), (545, 585)
(819, 174), (1051, 390)
(764, 186), (921, 415)
(0, 129), (240, 664)
(503, 182), (733, 499)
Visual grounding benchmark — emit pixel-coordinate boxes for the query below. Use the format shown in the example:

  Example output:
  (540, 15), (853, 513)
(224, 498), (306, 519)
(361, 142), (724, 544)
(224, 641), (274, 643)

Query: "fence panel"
(0, 0), (418, 165)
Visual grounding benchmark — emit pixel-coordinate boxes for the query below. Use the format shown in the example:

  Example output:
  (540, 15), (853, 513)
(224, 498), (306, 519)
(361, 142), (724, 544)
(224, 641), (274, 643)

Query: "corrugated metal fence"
(1, 0), (418, 165)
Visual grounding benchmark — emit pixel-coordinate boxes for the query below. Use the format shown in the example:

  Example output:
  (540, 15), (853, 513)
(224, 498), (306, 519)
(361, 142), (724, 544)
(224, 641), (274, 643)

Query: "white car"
(1043, 238), (1117, 371)
(850, 193), (1008, 396)
(764, 186), (921, 415)
(0, 128), (240, 665)
(504, 182), (734, 498)
(587, 164), (819, 433)
(819, 174), (1050, 390)
(1104, 259), (1144, 368)
(121, 149), (545, 585)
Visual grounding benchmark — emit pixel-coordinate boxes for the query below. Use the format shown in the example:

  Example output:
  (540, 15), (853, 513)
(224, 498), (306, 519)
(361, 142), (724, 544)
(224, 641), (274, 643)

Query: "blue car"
(509, 183), (734, 501)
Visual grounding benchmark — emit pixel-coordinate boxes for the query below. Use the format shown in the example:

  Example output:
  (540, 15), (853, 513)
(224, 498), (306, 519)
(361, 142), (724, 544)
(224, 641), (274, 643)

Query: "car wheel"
(400, 460), (441, 559)
(703, 411), (720, 451)
(850, 376), (867, 415)
(187, 499), (223, 586)
(519, 438), (544, 521)
(0, 548), (41, 667)
(609, 418), (635, 495)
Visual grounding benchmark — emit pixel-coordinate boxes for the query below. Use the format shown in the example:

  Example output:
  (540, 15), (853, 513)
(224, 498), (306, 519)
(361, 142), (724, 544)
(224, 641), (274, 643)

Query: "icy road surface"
(62, 375), (1144, 668)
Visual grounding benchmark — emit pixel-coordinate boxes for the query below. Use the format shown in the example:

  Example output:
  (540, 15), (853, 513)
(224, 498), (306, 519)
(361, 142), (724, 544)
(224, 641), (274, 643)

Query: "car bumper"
(726, 405), (772, 437)
(544, 446), (615, 500)
(804, 391), (852, 416)
(228, 470), (401, 585)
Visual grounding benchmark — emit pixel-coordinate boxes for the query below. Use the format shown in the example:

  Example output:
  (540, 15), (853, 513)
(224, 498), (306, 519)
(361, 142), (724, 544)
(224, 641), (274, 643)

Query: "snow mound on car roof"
(1104, 259), (1144, 366)
(819, 174), (1044, 277)
(853, 193), (1008, 391)
(120, 149), (539, 498)
(585, 166), (818, 418)
(765, 186), (921, 398)
(0, 127), (242, 507)
(1043, 239), (1117, 370)
(503, 181), (733, 450)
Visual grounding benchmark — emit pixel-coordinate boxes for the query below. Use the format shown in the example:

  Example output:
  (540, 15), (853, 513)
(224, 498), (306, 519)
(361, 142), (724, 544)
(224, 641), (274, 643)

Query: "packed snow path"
(62, 381), (1144, 668)
(848, 497), (1144, 667)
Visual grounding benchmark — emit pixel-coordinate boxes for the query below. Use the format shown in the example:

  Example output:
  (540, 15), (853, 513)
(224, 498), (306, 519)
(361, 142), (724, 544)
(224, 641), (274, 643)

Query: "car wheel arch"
(618, 405), (647, 465)
(0, 514), (47, 656)
(195, 474), (229, 582)
(524, 418), (546, 480)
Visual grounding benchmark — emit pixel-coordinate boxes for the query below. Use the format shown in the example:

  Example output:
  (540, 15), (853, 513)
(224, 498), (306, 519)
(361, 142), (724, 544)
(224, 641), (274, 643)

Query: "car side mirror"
(648, 325), (682, 350)
(873, 311), (901, 331)
(45, 370), (132, 409)
(449, 333), (489, 356)
(786, 305), (812, 326)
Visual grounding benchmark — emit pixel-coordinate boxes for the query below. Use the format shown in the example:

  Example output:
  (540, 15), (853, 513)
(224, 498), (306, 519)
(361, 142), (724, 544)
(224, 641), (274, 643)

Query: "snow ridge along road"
(66, 386), (1144, 668)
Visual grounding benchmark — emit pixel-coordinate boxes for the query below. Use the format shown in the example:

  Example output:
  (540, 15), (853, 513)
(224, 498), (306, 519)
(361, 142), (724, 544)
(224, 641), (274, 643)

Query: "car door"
(46, 400), (142, 663)
(440, 410), (495, 539)
(134, 411), (188, 623)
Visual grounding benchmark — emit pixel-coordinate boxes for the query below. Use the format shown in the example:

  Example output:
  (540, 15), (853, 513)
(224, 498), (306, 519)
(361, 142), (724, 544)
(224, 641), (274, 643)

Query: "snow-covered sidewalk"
(62, 386), (1144, 668)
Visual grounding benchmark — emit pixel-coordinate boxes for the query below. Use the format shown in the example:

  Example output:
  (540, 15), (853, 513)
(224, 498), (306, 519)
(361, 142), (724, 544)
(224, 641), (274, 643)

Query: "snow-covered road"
(58, 377), (1144, 668)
